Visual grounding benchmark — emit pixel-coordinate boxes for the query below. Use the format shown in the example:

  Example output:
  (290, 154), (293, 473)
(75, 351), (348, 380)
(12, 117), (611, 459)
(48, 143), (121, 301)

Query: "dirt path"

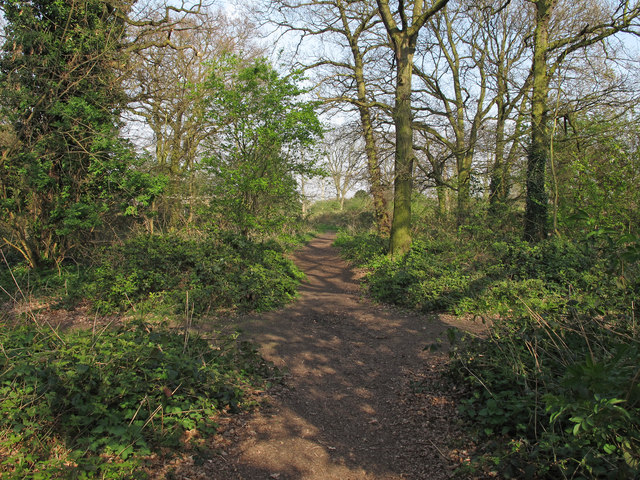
(157, 233), (480, 479)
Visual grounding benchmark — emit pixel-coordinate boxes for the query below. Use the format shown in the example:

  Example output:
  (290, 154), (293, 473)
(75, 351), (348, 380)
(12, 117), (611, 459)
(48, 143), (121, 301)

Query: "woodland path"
(155, 233), (481, 479)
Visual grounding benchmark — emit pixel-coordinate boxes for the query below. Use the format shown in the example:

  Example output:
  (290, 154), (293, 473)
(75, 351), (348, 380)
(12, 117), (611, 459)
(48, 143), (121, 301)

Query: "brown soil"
(151, 233), (484, 480)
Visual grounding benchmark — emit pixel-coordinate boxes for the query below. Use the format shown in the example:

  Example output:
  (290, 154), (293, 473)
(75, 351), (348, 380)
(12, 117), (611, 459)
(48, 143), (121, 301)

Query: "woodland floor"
(149, 233), (487, 480)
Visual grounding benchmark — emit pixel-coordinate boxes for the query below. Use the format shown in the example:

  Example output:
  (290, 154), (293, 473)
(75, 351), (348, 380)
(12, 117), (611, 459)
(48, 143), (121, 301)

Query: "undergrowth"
(0, 320), (275, 479)
(1, 231), (306, 316)
(449, 311), (639, 479)
(88, 233), (305, 315)
(0, 229), (306, 478)
(335, 228), (640, 478)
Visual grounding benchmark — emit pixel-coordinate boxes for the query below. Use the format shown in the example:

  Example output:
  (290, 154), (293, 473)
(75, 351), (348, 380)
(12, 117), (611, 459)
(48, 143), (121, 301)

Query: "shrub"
(87, 232), (304, 314)
(333, 231), (387, 264)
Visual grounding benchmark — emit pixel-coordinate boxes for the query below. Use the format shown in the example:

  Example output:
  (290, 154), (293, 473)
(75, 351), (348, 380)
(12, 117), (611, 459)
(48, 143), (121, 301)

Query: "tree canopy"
(0, 0), (161, 268)
(202, 55), (323, 236)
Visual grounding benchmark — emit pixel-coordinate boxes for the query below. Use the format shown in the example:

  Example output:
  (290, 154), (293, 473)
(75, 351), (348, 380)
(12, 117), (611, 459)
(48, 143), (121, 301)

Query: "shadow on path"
(170, 233), (479, 480)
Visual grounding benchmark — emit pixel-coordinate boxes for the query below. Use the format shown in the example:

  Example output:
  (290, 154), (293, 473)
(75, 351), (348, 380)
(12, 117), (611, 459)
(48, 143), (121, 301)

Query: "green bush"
(368, 238), (485, 312)
(0, 261), (86, 306)
(333, 231), (387, 264)
(87, 232), (304, 314)
(491, 237), (594, 286)
(0, 320), (274, 478)
(337, 232), (488, 312)
(1, 231), (307, 317)
(336, 231), (636, 320)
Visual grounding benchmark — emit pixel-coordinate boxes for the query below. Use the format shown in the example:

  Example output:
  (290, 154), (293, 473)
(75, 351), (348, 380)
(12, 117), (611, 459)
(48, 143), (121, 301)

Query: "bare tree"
(375, 0), (450, 255)
(261, 0), (393, 234)
(412, 1), (496, 223)
(322, 125), (368, 209)
(478, 0), (532, 212)
(413, 130), (456, 216)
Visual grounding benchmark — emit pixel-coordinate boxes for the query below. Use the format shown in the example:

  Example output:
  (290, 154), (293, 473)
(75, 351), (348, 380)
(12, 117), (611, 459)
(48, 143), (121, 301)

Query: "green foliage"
(0, 320), (274, 478)
(87, 232), (304, 314)
(366, 236), (485, 312)
(0, 0), (162, 269)
(450, 312), (640, 479)
(336, 223), (639, 478)
(334, 231), (387, 264)
(336, 227), (638, 320)
(202, 55), (323, 237)
(554, 114), (640, 237)
(336, 230), (487, 312)
(308, 195), (378, 232)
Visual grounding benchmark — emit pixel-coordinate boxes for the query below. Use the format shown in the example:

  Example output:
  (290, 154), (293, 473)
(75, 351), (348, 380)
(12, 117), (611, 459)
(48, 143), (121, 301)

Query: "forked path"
(168, 233), (480, 479)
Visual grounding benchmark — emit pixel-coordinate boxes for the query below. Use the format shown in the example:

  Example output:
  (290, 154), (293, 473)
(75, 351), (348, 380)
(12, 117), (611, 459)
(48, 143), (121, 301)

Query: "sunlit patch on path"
(162, 233), (481, 479)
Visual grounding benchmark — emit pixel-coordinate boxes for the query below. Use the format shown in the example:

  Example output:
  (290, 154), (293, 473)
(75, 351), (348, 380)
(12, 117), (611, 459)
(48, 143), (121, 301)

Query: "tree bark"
(524, 0), (552, 242)
(390, 40), (417, 256)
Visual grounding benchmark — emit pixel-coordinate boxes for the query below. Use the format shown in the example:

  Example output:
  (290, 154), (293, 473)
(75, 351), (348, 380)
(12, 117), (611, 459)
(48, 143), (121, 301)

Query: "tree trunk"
(525, 0), (552, 242)
(389, 42), (416, 256)
(352, 34), (390, 235)
(359, 107), (390, 234)
(438, 185), (448, 217)
(376, 0), (449, 255)
(456, 152), (472, 224)
(489, 86), (508, 211)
